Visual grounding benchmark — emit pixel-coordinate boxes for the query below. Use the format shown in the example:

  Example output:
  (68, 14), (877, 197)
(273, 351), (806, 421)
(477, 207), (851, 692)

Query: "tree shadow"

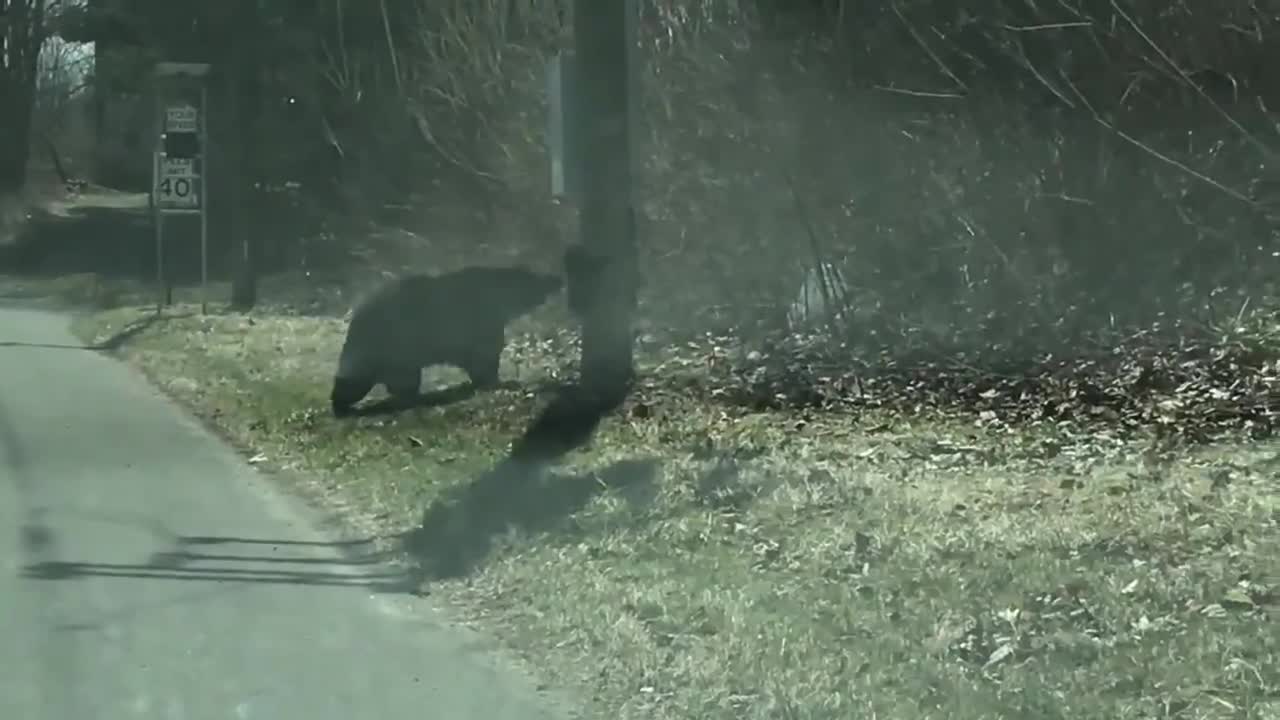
(507, 382), (624, 463)
(0, 310), (179, 352)
(402, 456), (658, 582)
(91, 311), (179, 350)
(401, 381), (652, 584)
(20, 532), (416, 593)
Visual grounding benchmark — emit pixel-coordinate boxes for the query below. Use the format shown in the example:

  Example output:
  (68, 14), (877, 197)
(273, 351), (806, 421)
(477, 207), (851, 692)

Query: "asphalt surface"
(0, 305), (576, 720)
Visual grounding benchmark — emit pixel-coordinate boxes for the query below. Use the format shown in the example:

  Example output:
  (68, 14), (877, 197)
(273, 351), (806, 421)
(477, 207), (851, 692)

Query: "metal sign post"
(151, 61), (211, 314)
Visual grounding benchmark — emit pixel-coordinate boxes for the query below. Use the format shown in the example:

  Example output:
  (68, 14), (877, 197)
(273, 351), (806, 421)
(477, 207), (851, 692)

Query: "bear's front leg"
(332, 376), (376, 417)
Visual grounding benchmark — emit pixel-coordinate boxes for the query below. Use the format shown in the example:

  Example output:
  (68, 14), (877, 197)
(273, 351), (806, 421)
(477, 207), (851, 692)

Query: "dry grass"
(72, 301), (1280, 720)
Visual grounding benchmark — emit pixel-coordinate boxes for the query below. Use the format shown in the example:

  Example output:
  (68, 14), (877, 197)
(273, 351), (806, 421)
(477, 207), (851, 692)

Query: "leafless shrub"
(32, 33), (94, 183)
(271, 0), (1280, 363)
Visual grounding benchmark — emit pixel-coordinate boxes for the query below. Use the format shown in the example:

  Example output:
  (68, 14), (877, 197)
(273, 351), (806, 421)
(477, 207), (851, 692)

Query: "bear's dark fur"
(331, 266), (563, 416)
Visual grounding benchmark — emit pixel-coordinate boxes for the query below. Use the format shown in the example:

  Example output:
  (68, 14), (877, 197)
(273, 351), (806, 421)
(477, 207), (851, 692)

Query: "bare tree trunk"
(510, 1), (640, 463)
(87, 0), (110, 185)
(0, 82), (35, 193)
(0, 0), (46, 193)
(571, 0), (640, 406)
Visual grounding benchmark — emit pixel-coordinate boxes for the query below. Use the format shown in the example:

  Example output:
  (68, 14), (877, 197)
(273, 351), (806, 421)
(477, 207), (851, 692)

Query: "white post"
(199, 83), (209, 315)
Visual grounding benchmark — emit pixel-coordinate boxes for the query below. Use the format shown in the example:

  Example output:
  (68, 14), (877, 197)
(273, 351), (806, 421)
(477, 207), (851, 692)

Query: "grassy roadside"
(71, 299), (1280, 720)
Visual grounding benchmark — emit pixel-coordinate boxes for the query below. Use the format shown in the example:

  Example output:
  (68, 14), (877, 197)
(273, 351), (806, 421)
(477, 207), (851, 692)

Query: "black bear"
(330, 266), (563, 417)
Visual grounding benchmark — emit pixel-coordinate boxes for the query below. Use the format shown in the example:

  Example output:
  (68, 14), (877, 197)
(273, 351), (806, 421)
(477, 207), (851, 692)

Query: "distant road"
(0, 305), (575, 720)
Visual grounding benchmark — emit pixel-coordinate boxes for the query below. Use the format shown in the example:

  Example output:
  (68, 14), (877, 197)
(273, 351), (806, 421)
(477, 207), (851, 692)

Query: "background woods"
(5, 4), (1279, 719)
(10, 0), (1273, 358)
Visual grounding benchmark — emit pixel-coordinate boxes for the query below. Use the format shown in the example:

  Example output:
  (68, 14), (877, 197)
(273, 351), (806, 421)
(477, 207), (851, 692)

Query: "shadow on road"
(48, 585), (248, 635)
(20, 533), (418, 593)
(0, 310), (180, 352)
(402, 382), (657, 584)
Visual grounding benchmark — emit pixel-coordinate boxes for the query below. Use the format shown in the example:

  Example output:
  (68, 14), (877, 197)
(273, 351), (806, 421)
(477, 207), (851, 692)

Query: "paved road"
(0, 305), (577, 720)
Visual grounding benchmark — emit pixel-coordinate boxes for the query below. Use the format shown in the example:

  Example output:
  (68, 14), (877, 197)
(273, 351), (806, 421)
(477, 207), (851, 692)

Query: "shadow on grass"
(348, 379), (547, 418)
(349, 382), (480, 417)
(402, 382), (656, 583)
(91, 311), (179, 351)
(0, 204), (160, 281)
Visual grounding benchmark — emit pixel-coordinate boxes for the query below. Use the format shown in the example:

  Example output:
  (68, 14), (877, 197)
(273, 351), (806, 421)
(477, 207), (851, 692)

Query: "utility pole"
(228, 0), (260, 310)
(571, 0), (640, 403)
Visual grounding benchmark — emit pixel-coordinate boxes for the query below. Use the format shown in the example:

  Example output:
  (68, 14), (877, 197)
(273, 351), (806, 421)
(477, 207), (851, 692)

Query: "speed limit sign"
(155, 156), (200, 210)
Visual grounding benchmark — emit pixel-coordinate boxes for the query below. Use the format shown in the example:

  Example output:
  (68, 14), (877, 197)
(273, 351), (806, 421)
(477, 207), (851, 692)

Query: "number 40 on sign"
(155, 156), (200, 210)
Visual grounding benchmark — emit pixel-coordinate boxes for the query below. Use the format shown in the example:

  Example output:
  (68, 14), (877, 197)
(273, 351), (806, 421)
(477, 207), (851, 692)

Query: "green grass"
(71, 300), (1280, 720)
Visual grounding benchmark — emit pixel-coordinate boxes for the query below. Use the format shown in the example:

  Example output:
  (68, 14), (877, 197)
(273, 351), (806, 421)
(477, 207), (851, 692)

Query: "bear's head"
(483, 268), (564, 318)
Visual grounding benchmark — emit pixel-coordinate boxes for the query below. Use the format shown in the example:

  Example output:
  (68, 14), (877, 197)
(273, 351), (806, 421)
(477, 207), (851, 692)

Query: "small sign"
(165, 104), (199, 134)
(155, 156), (200, 209)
